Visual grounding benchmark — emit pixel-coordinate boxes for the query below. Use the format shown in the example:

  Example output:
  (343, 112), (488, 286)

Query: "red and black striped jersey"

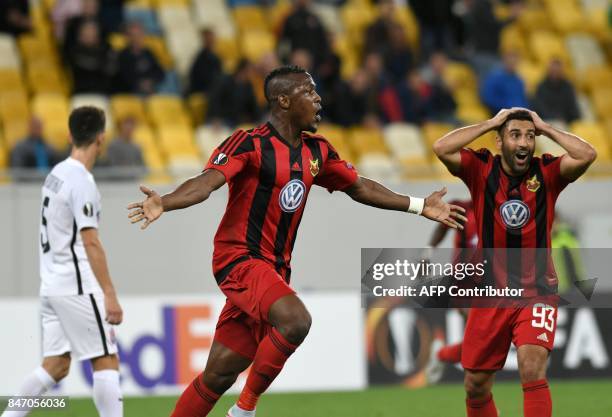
(455, 148), (573, 296)
(205, 122), (358, 283)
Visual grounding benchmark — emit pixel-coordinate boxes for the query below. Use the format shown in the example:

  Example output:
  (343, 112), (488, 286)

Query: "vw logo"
(279, 179), (306, 213)
(500, 200), (530, 229)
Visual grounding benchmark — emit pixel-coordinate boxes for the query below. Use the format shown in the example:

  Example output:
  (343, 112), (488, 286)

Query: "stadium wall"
(0, 292), (365, 396)
(1, 179), (612, 297)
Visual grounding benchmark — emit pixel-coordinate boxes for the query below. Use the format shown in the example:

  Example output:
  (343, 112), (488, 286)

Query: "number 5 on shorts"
(531, 303), (555, 332)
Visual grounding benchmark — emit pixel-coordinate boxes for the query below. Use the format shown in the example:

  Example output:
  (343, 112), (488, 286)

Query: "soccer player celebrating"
(127, 66), (466, 417)
(2, 107), (124, 417)
(433, 108), (597, 417)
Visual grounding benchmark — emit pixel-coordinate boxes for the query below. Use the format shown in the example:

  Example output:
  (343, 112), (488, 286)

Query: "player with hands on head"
(433, 107), (596, 417)
(128, 65), (466, 417)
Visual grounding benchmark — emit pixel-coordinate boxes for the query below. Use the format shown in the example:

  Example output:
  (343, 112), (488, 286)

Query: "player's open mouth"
(515, 151), (529, 165)
(314, 108), (322, 123)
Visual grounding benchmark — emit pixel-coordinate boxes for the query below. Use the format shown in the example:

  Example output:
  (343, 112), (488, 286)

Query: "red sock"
(523, 379), (551, 417)
(438, 343), (462, 363)
(237, 327), (298, 411)
(171, 373), (220, 417)
(466, 393), (498, 417)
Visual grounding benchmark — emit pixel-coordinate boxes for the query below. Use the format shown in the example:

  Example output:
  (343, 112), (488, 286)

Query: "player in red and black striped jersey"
(434, 108), (597, 417)
(128, 66), (467, 417)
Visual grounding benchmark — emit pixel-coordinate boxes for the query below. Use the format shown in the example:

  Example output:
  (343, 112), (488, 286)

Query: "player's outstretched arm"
(81, 228), (123, 325)
(127, 169), (226, 230)
(344, 177), (467, 229)
(527, 110), (597, 181)
(433, 108), (521, 174)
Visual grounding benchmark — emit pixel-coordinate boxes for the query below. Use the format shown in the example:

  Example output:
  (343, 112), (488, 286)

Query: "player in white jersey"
(2, 107), (123, 417)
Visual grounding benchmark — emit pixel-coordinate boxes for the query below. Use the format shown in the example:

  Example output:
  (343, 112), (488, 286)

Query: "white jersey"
(39, 158), (102, 296)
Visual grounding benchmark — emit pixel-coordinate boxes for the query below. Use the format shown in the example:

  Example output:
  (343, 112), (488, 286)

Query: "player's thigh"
(48, 293), (119, 361)
(462, 308), (513, 371)
(41, 297), (72, 359)
(220, 259), (295, 323)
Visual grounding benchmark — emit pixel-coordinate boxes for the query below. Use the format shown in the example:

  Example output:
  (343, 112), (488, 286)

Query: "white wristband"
(407, 196), (425, 215)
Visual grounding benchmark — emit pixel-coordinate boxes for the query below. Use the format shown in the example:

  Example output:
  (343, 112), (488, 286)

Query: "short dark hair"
(69, 106), (106, 148)
(263, 65), (308, 103)
(497, 110), (533, 136)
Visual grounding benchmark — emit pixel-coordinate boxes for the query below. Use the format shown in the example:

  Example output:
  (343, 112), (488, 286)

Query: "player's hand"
(421, 187), (467, 230)
(127, 185), (163, 230)
(526, 109), (549, 136)
(104, 293), (123, 325)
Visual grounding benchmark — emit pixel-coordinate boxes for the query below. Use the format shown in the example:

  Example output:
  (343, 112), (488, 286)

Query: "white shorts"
(41, 293), (118, 361)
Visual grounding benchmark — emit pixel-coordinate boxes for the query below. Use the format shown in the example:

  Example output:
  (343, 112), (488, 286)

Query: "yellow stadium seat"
(394, 5), (419, 50)
(548, 2), (585, 33)
(215, 36), (240, 72)
(240, 30), (275, 62)
(18, 35), (56, 63)
(590, 87), (612, 120)
(570, 121), (610, 161)
(233, 6), (268, 32)
(267, 1), (291, 33)
(157, 126), (199, 157)
(443, 62), (477, 90)
(585, 7), (609, 41)
(347, 127), (388, 160)
(313, 124), (352, 161)
(0, 141), (7, 169)
(500, 24), (528, 56)
(518, 8), (554, 32)
(45, 121), (70, 151)
(457, 105), (491, 125)
(32, 94), (69, 123)
(340, 4), (375, 48)
(145, 36), (173, 70)
(26, 64), (67, 95)
(529, 31), (571, 67)
(111, 95), (147, 124)
(151, 0), (188, 6)
(454, 88), (482, 107)
(147, 95), (191, 128)
(131, 124), (157, 148)
(188, 93), (207, 127)
(422, 122), (454, 149)
(142, 142), (167, 171)
(579, 66), (612, 94)
(0, 91), (30, 126)
(517, 60), (546, 95)
(0, 69), (26, 93)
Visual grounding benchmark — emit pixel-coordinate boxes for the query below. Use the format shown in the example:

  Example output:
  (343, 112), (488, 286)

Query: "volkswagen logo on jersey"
(213, 152), (228, 166)
(500, 200), (530, 229)
(279, 179), (306, 213)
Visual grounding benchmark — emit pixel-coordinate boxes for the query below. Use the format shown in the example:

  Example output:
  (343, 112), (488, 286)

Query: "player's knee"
(464, 373), (491, 399)
(518, 357), (545, 383)
(202, 370), (238, 394)
(43, 355), (71, 381)
(277, 310), (312, 345)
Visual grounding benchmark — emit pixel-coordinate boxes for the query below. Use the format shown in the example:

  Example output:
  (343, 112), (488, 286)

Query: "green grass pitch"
(28, 379), (612, 417)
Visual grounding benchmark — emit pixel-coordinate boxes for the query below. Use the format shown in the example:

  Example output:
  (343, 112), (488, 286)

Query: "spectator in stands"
(252, 52), (281, 109)
(279, 0), (329, 70)
(364, 0), (396, 55)
(67, 21), (115, 94)
(396, 71), (433, 124)
(62, 0), (104, 58)
(344, 69), (382, 126)
(421, 51), (458, 123)
(532, 59), (580, 124)
(98, 0), (124, 34)
(188, 28), (223, 95)
(116, 21), (165, 95)
(10, 118), (60, 174)
(207, 59), (260, 127)
(384, 24), (414, 83)
(0, 0), (32, 36)
(409, 0), (454, 60)
(106, 117), (146, 179)
(480, 50), (528, 114)
(464, 0), (524, 77)
(52, 0), (82, 40)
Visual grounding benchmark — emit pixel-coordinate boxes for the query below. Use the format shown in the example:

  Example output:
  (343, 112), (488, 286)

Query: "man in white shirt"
(2, 106), (123, 417)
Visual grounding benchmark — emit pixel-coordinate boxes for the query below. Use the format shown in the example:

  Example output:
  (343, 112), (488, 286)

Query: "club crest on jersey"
(279, 179), (306, 213)
(83, 202), (94, 217)
(500, 200), (530, 229)
(526, 174), (540, 192)
(309, 158), (319, 177)
(213, 152), (228, 166)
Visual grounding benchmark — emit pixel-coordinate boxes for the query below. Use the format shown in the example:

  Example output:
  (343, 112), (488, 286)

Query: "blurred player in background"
(1, 107), (123, 417)
(423, 199), (477, 383)
(127, 65), (466, 417)
(434, 107), (597, 417)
